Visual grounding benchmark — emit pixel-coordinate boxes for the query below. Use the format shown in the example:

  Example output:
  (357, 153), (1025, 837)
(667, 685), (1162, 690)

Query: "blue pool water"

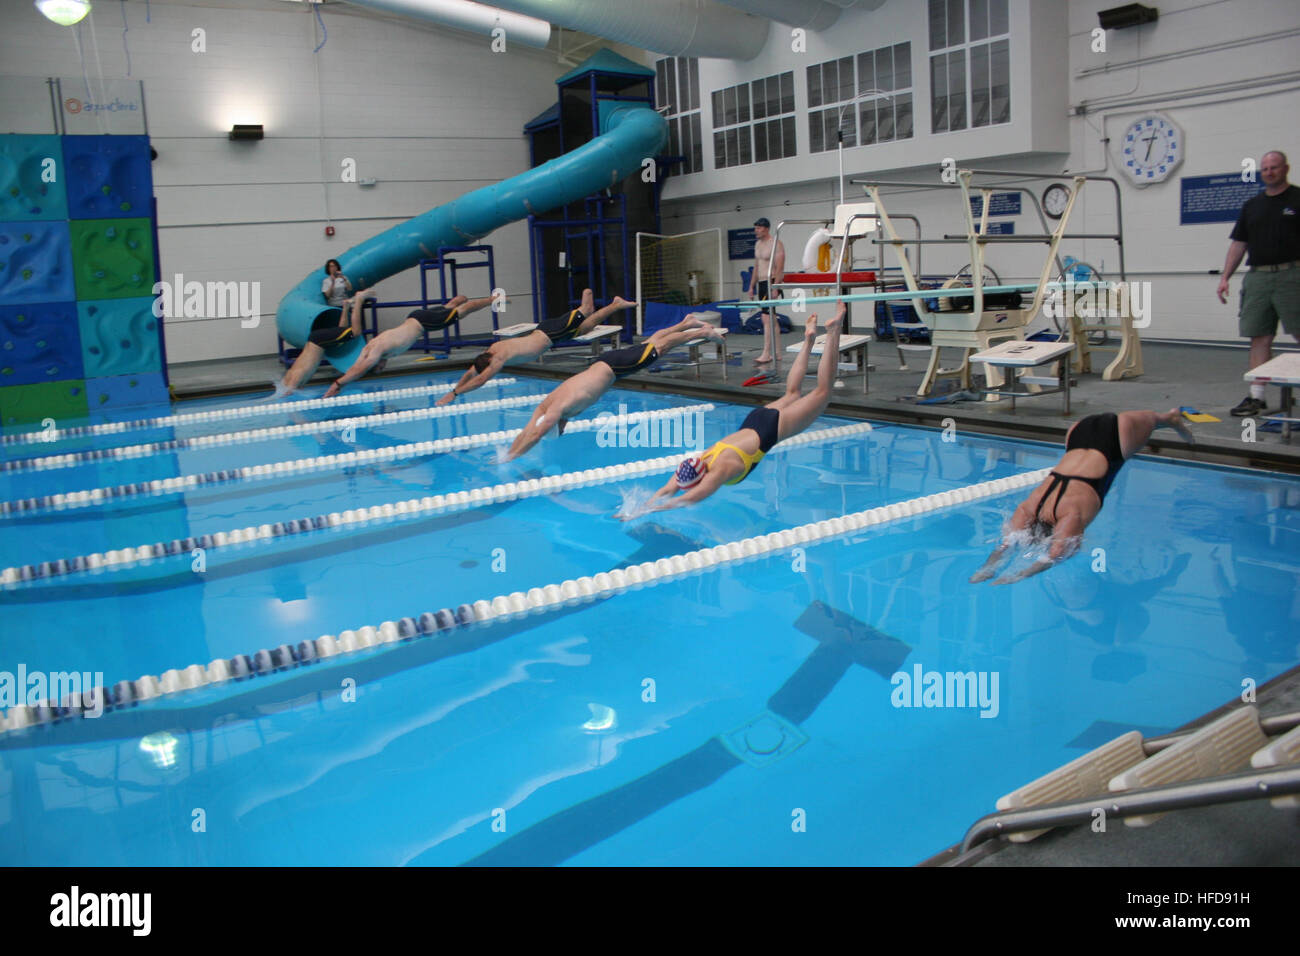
(0, 373), (1297, 865)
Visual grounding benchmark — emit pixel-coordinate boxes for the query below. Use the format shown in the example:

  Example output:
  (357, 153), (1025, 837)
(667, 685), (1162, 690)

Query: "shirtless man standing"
(750, 217), (786, 365)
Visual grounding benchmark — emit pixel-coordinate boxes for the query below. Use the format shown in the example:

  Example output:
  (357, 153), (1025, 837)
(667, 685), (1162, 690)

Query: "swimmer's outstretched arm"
(991, 520), (1083, 586)
(437, 355), (505, 405)
(618, 474), (718, 520)
(970, 501), (1034, 583)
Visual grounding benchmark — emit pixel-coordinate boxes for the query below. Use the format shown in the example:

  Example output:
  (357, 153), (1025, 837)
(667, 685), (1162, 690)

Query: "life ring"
(802, 227), (832, 272)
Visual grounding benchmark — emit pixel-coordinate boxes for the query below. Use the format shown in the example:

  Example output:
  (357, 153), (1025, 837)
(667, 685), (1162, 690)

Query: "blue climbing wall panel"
(0, 134), (163, 427)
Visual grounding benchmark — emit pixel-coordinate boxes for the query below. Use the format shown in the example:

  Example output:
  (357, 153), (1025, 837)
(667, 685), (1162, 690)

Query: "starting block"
(969, 339), (1077, 413)
(1245, 352), (1300, 442)
(785, 333), (873, 394)
(492, 322), (539, 337)
(681, 328), (729, 382)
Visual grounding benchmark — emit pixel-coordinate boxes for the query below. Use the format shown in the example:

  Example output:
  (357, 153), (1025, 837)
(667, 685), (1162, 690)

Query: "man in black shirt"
(1216, 150), (1300, 416)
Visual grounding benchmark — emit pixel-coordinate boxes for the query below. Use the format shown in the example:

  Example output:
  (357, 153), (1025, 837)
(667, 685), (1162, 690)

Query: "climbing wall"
(0, 134), (165, 428)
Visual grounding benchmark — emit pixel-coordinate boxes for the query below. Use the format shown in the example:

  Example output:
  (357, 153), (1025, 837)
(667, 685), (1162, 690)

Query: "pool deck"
(170, 330), (1300, 473)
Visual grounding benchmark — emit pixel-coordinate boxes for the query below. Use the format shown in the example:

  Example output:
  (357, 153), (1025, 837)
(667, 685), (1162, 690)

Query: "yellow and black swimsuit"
(307, 325), (356, 348)
(597, 343), (659, 378)
(539, 309), (585, 344)
(700, 407), (781, 484)
(408, 305), (460, 332)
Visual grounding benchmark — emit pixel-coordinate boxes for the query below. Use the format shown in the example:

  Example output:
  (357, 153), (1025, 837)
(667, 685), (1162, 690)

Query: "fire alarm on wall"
(325, 225), (335, 237)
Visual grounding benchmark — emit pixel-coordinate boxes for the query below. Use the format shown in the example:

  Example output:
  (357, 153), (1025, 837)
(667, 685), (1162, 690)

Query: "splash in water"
(261, 378), (293, 402)
(615, 484), (655, 520)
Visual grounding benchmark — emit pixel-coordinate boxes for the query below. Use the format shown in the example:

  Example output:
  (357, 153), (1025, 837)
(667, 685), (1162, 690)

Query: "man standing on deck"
(1216, 150), (1300, 417)
(750, 217), (786, 365)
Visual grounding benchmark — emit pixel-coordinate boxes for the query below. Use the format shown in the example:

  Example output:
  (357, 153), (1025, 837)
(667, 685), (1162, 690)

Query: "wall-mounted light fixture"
(229, 124), (264, 141)
(1098, 4), (1158, 30)
(35, 0), (91, 26)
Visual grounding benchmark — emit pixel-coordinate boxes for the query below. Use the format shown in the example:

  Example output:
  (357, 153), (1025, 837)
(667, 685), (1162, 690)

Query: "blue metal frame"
(524, 65), (659, 348)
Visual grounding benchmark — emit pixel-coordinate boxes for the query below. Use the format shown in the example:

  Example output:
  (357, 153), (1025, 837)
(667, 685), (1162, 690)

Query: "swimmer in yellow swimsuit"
(631, 305), (844, 515)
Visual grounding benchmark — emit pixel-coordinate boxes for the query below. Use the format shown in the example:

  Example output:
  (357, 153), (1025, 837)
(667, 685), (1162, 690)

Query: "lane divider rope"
(3, 392), (549, 472)
(0, 378), (521, 447)
(0, 404), (716, 516)
(0, 465), (1049, 731)
(1, 422), (873, 583)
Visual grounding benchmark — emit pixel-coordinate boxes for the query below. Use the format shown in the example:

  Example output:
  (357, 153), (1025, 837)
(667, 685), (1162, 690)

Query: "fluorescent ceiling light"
(35, 0), (91, 25)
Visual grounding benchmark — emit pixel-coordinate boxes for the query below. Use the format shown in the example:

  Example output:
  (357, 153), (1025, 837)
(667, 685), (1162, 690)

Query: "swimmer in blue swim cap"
(628, 306), (844, 516)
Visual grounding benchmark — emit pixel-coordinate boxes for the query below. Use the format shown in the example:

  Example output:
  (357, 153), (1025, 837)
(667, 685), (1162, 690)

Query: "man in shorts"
(1217, 150), (1300, 416)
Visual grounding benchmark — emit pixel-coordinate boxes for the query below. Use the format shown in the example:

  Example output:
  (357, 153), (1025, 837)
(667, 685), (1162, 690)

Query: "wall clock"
(1119, 114), (1183, 185)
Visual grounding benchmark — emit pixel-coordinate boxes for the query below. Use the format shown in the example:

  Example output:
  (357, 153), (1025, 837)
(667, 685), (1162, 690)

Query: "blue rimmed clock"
(1119, 114), (1184, 185)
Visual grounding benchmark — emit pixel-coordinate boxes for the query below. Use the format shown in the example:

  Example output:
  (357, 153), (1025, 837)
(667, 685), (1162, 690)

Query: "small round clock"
(1042, 182), (1072, 219)
(1119, 114), (1184, 185)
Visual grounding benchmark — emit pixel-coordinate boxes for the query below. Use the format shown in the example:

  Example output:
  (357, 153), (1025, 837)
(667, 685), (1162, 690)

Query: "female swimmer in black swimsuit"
(970, 409), (1194, 585)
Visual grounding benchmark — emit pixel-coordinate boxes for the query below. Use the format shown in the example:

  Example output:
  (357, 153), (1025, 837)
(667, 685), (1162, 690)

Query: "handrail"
(1142, 709), (1300, 754)
(960, 764), (1300, 854)
(852, 169), (1127, 282)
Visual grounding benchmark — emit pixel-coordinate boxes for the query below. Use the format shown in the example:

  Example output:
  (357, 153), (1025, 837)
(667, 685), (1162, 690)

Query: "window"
(655, 57), (703, 175)
(929, 0), (1009, 133)
(807, 42), (913, 153)
(712, 71), (796, 169)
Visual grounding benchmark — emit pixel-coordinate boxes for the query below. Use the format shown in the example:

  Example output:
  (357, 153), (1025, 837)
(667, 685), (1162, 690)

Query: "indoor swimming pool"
(0, 373), (1296, 865)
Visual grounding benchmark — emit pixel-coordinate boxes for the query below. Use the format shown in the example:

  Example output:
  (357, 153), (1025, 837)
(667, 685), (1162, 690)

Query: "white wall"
(660, 0), (1300, 343)
(2, 0), (575, 363)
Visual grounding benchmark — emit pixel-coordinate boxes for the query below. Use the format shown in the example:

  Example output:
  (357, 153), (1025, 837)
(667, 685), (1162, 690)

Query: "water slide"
(275, 104), (668, 370)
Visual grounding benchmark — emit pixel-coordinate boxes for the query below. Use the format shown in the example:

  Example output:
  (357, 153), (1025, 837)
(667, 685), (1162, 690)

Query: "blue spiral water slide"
(275, 104), (667, 370)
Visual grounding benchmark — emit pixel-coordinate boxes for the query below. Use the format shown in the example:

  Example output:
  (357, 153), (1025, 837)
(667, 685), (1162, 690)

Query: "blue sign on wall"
(728, 227), (757, 260)
(977, 221), (1015, 235)
(969, 192), (1021, 217)
(1180, 173), (1266, 225)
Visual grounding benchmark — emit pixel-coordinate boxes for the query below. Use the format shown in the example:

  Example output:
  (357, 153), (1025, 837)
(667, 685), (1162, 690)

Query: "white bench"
(1245, 351), (1300, 441)
(970, 339), (1077, 413)
(785, 333), (873, 394)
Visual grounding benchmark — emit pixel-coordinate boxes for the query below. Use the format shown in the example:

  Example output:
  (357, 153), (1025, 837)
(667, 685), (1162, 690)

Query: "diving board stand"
(785, 333), (873, 394)
(970, 340), (1076, 414)
(1245, 351), (1300, 441)
(863, 170), (1088, 399)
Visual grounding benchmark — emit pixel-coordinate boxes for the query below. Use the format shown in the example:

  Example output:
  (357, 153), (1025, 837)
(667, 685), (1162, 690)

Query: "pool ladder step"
(958, 705), (1300, 854)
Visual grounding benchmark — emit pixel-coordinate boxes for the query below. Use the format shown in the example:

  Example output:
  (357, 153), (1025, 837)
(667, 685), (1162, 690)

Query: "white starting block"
(785, 333), (873, 394)
(493, 322), (539, 337)
(681, 328), (729, 382)
(1245, 352), (1300, 441)
(970, 339), (1077, 413)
